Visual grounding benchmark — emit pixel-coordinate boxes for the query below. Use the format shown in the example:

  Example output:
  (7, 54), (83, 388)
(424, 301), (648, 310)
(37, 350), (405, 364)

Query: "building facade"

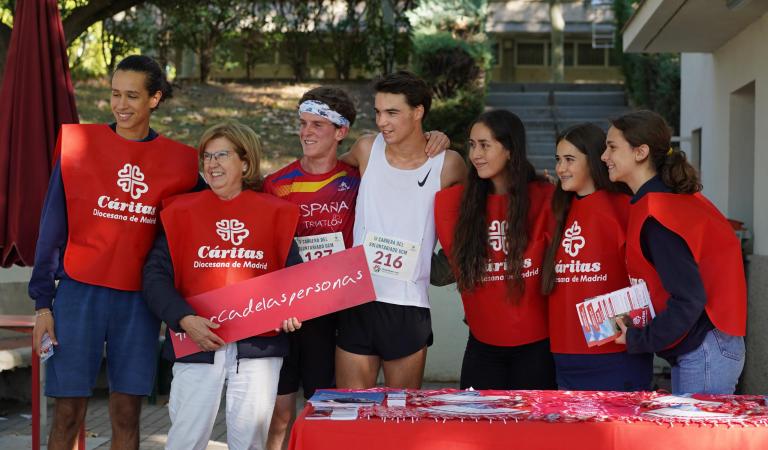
(486, 0), (622, 83)
(623, 0), (768, 394)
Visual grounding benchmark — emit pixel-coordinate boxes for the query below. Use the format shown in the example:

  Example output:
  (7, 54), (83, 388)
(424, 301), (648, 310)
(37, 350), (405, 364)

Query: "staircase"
(485, 83), (631, 173)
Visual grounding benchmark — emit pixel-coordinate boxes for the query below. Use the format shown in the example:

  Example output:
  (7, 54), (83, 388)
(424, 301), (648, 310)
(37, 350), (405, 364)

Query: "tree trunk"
(198, 45), (213, 84)
(549, 0), (565, 83)
(62, 0), (146, 46)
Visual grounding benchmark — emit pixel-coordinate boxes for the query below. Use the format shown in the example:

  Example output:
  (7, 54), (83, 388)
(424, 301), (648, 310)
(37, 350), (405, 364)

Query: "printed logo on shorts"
(562, 221), (586, 257)
(216, 219), (249, 245)
(488, 220), (508, 255)
(116, 164), (149, 200)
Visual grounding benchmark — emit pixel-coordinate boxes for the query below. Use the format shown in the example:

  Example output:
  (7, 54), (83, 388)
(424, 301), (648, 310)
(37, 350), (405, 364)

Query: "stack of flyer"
(576, 281), (655, 346)
(306, 390), (385, 420)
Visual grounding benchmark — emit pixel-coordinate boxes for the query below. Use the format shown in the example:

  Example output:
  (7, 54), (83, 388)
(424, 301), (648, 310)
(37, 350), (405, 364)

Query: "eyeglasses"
(202, 150), (233, 163)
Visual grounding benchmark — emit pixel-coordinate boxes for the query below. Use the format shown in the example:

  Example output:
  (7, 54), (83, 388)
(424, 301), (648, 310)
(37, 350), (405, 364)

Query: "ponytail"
(660, 148), (701, 194)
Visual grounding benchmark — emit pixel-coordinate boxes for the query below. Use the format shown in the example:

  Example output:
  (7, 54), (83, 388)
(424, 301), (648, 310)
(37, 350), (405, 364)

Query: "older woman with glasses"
(143, 120), (303, 450)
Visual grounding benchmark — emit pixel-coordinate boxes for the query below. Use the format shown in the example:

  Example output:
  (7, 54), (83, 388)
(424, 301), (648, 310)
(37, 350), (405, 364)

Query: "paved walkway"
(0, 392), (230, 449)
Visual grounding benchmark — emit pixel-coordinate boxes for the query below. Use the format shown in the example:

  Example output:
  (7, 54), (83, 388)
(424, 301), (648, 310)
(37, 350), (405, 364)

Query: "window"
(490, 41), (500, 66)
(516, 41), (546, 66)
(576, 42), (606, 66)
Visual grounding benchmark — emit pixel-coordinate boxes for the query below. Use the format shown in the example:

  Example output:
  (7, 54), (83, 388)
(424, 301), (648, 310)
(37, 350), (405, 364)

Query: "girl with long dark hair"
(435, 109), (556, 389)
(603, 110), (746, 394)
(541, 123), (653, 391)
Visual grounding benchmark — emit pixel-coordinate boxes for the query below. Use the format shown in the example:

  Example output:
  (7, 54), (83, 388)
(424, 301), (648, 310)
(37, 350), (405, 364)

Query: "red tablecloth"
(288, 389), (768, 450)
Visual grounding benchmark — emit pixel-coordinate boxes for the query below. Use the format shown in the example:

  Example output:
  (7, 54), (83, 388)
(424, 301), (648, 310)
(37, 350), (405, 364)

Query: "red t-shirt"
(435, 182), (555, 347)
(548, 190), (632, 354)
(263, 159), (360, 248)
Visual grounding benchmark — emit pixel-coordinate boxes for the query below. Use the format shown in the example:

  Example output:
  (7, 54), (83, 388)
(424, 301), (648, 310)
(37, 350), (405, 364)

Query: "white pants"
(166, 343), (282, 450)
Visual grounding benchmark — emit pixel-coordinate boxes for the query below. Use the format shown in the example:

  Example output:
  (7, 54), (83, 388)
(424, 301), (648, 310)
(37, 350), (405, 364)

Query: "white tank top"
(353, 133), (445, 308)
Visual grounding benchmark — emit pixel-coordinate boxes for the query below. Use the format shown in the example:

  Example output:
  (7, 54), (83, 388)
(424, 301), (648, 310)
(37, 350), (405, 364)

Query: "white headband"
(298, 100), (350, 127)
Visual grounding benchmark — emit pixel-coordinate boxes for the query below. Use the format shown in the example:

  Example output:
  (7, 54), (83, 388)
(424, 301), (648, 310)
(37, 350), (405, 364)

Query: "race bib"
(363, 232), (421, 281)
(295, 232), (346, 262)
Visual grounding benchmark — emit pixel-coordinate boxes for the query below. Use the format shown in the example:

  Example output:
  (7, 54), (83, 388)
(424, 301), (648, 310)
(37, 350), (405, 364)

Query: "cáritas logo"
(196, 219), (264, 264)
(116, 164), (149, 200)
(562, 221), (586, 257)
(216, 219), (250, 245)
(488, 219), (508, 255)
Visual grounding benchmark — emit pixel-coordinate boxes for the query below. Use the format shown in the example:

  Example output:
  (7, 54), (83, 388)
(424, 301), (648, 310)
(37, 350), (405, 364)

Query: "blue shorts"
(45, 278), (161, 397)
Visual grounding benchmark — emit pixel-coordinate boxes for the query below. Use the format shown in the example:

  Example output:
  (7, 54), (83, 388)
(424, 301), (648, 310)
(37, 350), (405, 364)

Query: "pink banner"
(171, 246), (375, 358)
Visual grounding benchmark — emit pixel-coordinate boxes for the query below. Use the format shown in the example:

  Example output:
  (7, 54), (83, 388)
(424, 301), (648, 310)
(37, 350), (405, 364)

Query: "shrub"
(424, 88), (485, 156)
(412, 32), (490, 100)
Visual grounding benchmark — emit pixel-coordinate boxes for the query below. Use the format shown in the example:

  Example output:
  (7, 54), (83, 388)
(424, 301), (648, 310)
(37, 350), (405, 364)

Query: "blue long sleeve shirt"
(28, 125), (206, 310)
(625, 176), (713, 363)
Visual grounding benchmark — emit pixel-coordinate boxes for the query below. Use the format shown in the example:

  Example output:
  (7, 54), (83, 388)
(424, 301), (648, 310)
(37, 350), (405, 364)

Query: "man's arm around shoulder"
(339, 134), (376, 175)
(440, 150), (467, 188)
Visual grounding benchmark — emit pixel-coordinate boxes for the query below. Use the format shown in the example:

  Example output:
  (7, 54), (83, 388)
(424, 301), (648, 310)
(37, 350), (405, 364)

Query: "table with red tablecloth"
(288, 389), (768, 450)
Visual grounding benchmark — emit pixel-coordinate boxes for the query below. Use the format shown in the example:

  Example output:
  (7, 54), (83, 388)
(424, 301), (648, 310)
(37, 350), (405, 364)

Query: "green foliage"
(68, 22), (109, 79)
(162, 0), (247, 83)
(409, 0), (488, 153)
(424, 89), (484, 156)
(364, 0), (415, 75)
(412, 32), (490, 100)
(317, 0), (368, 80)
(101, 6), (157, 74)
(613, 0), (681, 131)
(270, 0), (323, 82)
(406, 0), (486, 40)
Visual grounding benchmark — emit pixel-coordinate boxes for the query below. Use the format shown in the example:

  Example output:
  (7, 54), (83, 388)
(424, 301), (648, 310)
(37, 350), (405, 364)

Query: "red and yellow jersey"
(263, 159), (360, 248)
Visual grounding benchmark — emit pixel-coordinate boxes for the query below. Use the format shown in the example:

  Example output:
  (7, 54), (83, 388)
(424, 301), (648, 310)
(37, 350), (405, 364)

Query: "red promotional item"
(548, 191), (632, 354)
(170, 246), (375, 358)
(60, 124), (198, 290)
(626, 192), (746, 337)
(435, 182), (554, 347)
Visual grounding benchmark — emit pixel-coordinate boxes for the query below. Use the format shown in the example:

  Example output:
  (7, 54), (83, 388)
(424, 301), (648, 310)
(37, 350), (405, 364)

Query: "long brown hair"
(540, 123), (629, 295)
(610, 110), (701, 194)
(454, 110), (540, 295)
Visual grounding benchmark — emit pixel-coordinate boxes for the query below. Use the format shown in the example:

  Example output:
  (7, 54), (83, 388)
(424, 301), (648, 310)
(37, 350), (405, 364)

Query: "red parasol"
(0, 0), (78, 267)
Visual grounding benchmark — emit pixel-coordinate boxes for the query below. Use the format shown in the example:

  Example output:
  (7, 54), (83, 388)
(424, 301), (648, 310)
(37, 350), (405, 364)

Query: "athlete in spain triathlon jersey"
(263, 87), (359, 450)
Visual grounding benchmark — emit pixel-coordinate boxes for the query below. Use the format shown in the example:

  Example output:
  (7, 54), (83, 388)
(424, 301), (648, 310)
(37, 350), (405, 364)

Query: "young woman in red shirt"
(541, 123), (653, 391)
(435, 109), (556, 389)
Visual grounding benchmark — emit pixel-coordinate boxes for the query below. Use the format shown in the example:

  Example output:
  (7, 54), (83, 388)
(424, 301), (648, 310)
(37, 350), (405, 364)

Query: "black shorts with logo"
(336, 301), (433, 361)
(277, 313), (337, 399)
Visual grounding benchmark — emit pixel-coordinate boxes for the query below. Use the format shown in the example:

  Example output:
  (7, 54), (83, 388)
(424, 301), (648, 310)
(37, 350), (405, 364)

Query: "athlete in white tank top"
(353, 133), (445, 309)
